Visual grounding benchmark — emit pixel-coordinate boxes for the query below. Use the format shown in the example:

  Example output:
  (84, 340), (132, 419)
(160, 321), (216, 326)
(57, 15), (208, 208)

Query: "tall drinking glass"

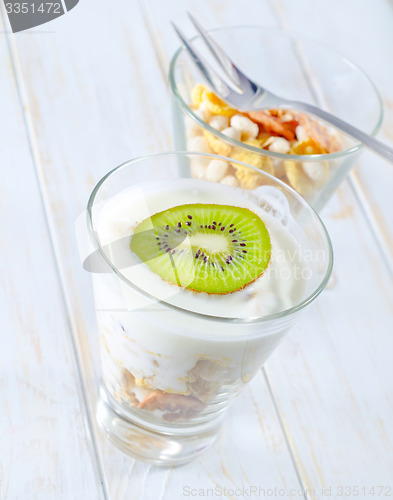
(84, 152), (333, 465)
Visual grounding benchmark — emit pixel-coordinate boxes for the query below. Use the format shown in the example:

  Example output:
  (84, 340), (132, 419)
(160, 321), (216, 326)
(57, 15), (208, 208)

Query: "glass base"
(96, 385), (224, 466)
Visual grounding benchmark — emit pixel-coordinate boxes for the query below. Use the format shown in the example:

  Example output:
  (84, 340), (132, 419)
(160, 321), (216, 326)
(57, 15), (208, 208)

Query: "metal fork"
(172, 15), (393, 163)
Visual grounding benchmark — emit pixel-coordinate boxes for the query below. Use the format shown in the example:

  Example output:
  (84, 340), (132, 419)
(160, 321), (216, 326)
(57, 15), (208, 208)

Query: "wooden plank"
(138, 0), (278, 69)
(265, 185), (393, 495)
(256, 0), (393, 493)
(3, 0), (172, 430)
(5, 0), (306, 495)
(144, 0), (393, 497)
(6, 0), (393, 497)
(272, 0), (393, 271)
(0, 11), (103, 500)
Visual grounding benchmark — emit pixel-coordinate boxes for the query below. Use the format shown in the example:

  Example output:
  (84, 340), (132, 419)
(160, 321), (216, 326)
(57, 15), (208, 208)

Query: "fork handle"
(289, 101), (393, 163)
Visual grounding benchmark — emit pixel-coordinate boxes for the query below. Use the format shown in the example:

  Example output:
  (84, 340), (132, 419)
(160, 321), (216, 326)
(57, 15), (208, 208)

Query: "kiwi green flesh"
(130, 204), (271, 294)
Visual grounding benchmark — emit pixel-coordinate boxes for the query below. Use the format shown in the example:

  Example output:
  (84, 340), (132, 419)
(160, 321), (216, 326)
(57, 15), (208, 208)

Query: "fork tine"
(171, 22), (232, 99)
(187, 13), (257, 96)
(187, 13), (241, 88)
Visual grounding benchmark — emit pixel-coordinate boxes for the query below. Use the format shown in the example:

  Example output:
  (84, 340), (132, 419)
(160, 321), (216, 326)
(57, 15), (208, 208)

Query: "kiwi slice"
(130, 204), (271, 294)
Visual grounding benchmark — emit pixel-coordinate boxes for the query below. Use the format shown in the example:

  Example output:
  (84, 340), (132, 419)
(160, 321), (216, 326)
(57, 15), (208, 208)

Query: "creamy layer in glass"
(92, 178), (309, 424)
(84, 152), (332, 464)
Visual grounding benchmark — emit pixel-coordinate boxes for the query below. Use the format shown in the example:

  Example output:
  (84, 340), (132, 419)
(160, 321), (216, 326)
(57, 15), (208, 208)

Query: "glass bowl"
(169, 26), (383, 211)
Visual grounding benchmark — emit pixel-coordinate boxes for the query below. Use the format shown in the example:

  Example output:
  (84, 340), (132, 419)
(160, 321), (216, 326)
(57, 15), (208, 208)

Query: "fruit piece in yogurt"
(130, 203), (271, 294)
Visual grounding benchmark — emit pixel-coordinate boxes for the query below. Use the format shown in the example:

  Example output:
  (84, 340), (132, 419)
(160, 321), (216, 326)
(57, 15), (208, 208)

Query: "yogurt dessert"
(85, 153), (332, 464)
(91, 177), (312, 426)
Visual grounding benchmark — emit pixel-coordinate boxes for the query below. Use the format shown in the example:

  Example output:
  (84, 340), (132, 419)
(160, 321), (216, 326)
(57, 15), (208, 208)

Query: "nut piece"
(189, 359), (225, 381)
(209, 115), (229, 131)
(188, 135), (211, 154)
(230, 114), (259, 140)
(194, 106), (209, 123)
(268, 137), (291, 154)
(185, 358), (236, 403)
(206, 159), (230, 182)
(138, 390), (205, 415)
(221, 126), (241, 142)
(188, 377), (220, 404)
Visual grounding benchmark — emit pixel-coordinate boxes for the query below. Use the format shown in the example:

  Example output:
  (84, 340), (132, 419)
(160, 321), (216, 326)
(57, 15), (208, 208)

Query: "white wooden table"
(1, 1), (393, 499)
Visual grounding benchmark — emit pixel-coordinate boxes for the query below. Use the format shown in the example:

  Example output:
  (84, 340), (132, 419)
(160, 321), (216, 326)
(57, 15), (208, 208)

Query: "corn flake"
(202, 90), (237, 117)
(234, 167), (263, 190)
(231, 140), (274, 175)
(284, 160), (314, 196)
(191, 83), (207, 107)
(291, 138), (327, 155)
(203, 130), (232, 156)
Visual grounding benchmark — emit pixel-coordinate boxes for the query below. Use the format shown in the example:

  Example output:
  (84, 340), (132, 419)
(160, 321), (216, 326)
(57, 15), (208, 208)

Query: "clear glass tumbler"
(169, 26), (383, 211)
(84, 152), (333, 465)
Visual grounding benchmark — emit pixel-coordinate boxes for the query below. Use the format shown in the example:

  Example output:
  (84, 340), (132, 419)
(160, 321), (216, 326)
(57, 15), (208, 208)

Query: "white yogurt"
(92, 179), (309, 397)
(95, 179), (306, 318)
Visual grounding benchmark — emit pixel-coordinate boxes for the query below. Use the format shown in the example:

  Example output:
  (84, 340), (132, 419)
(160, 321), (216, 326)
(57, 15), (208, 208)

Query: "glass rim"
(87, 151), (334, 327)
(168, 24), (383, 161)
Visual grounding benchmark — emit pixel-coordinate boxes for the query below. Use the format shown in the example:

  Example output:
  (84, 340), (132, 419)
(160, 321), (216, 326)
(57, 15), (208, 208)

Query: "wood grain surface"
(0, 8), (103, 500)
(0, 0), (392, 498)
